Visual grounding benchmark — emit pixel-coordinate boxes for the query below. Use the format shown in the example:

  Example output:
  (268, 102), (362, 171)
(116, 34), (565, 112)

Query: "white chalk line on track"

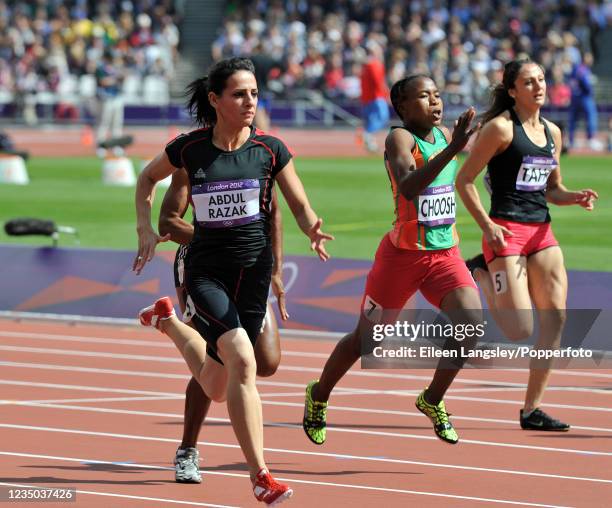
(3, 377), (604, 402)
(0, 346), (612, 412)
(0, 453), (574, 508)
(262, 399), (612, 434)
(2, 378), (611, 433)
(260, 386), (611, 396)
(0, 379), (181, 396)
(0, 431), (605, 503)
(2, 360), (612, 416)
(14, 396), (180, 404)
(3, 400), (612, 457)
(2, 341), (612, 397)
(2, 328), (612, 380)
(0, 481), (237, 508)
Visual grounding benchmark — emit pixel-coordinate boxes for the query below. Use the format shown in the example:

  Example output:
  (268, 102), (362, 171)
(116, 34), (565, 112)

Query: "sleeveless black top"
(487, 109), (557, 223)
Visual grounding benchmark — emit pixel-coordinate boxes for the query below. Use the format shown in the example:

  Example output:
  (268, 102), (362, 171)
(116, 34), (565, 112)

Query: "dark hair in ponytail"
(481, 58), (542, 125)
(185, 57), (256, 127)
(390, 74), (431, 121)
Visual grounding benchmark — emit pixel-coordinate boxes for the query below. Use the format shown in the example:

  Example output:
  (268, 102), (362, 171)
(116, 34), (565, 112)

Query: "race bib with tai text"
(516, 156), (556, 191)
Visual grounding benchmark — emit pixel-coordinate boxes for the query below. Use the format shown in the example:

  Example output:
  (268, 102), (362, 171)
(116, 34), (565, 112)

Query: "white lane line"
(3, 330), (611, 381)
(0, 481), (236, 508)
(260, 386), (610, 397)
(3, 399), (612, 457)
(2, 377), (610, 433)
(0, 454), (573, 508)
(444, 395), (612, 412)
(2, 360), (612, 417)
(2, 345), (610, 400)
(0, 360), (189, 379)
(1, 427), (608, 487)
(2, 359), (610, 413)
(0, 330), (172, 348)
(1, 378), (605, 403)
(0, 331), (328, 357)
(0, 345), (183, 363)
(0, 379), (180, 396)
(280, 365), (612, 393)
(14, 396), (180, 404)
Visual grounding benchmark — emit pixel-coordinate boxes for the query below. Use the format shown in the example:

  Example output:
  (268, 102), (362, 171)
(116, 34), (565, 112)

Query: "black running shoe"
(465, 253), (488, 277)
(520, 408), (570, 431)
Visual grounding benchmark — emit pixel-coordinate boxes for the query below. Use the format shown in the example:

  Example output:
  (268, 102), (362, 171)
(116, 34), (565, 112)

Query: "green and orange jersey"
(384, 126), (459, 250)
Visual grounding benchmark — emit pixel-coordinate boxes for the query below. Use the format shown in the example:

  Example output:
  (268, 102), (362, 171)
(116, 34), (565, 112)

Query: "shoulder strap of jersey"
(508, 107), (521, 125)
(540, 117), (554, 147)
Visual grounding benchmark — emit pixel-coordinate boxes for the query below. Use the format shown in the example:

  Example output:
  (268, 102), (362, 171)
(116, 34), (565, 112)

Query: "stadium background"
(0, 1), (611, 507)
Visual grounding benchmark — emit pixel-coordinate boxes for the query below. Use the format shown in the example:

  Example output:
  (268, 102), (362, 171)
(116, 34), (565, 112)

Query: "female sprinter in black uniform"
(134, 57), (333, 505)
(457, 59), (598, 431)
(158, 169), (288, 484)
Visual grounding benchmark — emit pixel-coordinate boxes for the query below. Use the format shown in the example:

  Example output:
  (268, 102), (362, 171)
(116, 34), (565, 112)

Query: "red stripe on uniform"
(179, 137), (209, 170)
(233, 267), (244, 302)
(249, 139), (276, 169)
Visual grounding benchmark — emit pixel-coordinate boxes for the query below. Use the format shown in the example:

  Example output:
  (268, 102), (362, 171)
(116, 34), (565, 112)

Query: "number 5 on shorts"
(493, 271), (507, 294)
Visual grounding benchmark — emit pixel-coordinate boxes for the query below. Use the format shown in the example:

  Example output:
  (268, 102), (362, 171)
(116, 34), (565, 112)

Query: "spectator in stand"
(568, 51), (603, 151)
(360, 41), (388, 152)
(303, 45), (326, 90)
(339, 62), (362, 100)
(1, 0), (180, 122)
(548, 64), (571, 154)
(249, 42), (284, 131)
(323, 51), (344, 99)
(387, 47), (408, 86)
(95, 50), (124, 156)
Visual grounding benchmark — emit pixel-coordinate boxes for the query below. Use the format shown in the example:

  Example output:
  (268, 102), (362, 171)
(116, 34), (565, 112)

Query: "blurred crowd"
(213, 0), (611, 106)
(0, 0), (181, 123)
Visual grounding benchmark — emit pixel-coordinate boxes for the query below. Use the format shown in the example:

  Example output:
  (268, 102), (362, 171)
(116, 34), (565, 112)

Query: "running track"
(0, 318), (610, 507)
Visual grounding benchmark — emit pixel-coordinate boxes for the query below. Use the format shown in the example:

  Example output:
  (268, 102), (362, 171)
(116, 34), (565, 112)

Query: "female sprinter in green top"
(303, 75), (482, 446)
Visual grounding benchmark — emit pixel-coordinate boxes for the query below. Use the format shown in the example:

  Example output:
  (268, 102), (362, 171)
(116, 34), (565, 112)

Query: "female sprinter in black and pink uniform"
(457, 58), (598, 431)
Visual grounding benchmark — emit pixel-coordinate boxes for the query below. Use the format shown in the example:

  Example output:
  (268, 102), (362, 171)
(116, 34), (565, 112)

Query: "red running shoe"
(138, 297), (175, 329)
(253, 468), (293, 506)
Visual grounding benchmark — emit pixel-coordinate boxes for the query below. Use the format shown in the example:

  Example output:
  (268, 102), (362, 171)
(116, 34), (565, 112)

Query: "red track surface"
(0, 318), (610, 507)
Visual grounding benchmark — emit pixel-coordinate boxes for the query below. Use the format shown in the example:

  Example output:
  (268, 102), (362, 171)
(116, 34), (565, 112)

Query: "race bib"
(192, 178), (260, 228)
(418, 184), (456, 227)
(516, 156), (556, 191)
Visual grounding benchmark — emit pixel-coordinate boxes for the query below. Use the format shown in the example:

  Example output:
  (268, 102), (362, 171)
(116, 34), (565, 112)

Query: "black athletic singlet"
(487, 109), (557, 223)
(165, 125), (292, 267)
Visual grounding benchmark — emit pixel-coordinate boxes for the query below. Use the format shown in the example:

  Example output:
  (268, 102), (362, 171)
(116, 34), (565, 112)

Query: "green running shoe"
(303, 380), (328, 445)
(415, 389), (459, 444)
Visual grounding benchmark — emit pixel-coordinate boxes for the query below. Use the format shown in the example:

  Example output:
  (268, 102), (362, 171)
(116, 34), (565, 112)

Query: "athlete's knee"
(348, 328), (366, 357)
(224, 350), (256, 383)
(186, 376), (204, 398)
(505, 321), (533, 341)
(539, 307), (566, 331)
(254, 328), (280, 377)
(202, 378), (227, 403)
(256, 356), (279, 377)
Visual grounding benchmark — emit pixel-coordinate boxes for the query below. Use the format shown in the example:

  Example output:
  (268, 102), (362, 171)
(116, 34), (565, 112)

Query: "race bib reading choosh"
(418, 184), (456, 227)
